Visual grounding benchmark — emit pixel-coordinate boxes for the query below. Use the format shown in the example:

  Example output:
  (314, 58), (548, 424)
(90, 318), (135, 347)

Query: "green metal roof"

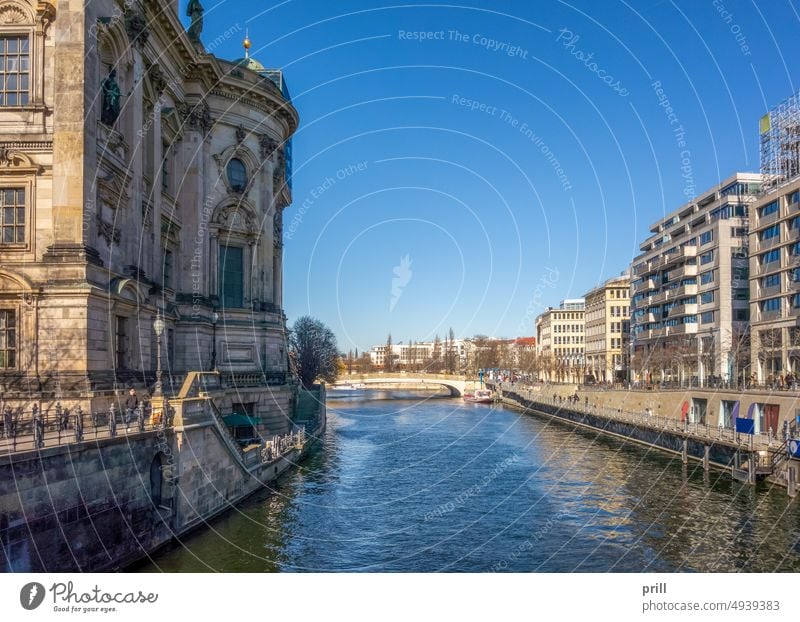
(222, 413), (260, 427)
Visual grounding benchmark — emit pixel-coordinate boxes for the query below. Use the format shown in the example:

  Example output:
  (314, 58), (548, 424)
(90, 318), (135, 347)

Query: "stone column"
(48, 2), (93, 257)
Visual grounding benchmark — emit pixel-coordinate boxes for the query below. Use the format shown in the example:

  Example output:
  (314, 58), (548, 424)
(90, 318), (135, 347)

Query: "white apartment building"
(630, 173), (760, 386)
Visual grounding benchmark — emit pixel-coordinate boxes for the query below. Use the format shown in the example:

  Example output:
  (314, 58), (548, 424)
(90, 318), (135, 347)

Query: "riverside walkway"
(498, 385), (793, 488)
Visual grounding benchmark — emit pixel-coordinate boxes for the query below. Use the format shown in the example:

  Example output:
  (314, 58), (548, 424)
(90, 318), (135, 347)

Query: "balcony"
(662, 246), (697, 269)
(672, 284), (698, 298)
(649, 289), (669, 305)
(670, 264), (698, 279)
(750, 260), (783, 279)
(755, 208), (782, 228)
(633, 261), (657, 277)
(758, 309), (784, 323)
(633, 278), (657, 294)
(755, 234), (783, 253)
(668, 303), (698, 318)
(670, 323), (698, 335)
(633, 312), (657, 326)
(755, 284), (782, 300)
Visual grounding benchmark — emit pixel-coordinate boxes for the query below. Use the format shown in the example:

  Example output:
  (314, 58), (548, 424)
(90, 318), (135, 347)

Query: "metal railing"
(504, 389), (780, 452)
(220, 371), (287, 388)
(0, 401), (168, 453)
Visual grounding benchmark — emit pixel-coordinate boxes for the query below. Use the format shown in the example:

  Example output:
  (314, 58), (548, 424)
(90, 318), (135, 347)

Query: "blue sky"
(190, 0), (800, 352)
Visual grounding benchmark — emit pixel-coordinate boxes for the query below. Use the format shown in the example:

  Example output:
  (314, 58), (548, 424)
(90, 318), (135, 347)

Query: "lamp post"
(153, 313), (165, 397)
(210, 309), (219, 371)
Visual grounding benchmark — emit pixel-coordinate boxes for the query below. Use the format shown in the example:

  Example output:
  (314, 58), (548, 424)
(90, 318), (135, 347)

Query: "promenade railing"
(504, 388), (782, 453)
(0, 400), (170, 454)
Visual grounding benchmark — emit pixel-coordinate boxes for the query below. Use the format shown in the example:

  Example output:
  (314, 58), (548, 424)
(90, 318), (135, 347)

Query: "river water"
(138, 391), (800, 572)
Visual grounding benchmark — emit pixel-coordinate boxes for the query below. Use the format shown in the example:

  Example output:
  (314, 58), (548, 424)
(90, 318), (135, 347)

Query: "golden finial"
(243, 29), (251, 59)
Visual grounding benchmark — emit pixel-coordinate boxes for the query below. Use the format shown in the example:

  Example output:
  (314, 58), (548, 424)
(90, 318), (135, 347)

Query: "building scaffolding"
(760, 90), (800, 192)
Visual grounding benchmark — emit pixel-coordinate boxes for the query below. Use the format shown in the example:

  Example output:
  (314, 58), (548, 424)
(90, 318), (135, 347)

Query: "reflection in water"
(137, 390), (800, 572)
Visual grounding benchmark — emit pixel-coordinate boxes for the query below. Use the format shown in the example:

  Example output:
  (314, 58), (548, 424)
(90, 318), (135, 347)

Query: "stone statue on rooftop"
(186, 0), (204, 43)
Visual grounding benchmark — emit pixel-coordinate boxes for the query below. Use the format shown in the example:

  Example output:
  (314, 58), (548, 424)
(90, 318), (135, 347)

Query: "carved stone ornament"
(124, 6), (149, 48)
(97, 216), (121, 246)
(0, 146), (42, 173)
(37, 3), (56, 34)
(273, 146), (285, 186)
(146, 62), (167, 96)
(259, 135), (278, 159)
(0, 5), (28, 25)
(214, 205), (255, 235)
(176, 100), (213, 134)
(96, 172), (130, 212)
(273, 209), (282, 248)
(235, 124), (246, 145)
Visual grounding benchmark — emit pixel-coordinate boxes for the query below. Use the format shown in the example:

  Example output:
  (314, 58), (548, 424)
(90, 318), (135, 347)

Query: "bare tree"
(289, 316), (339, 388)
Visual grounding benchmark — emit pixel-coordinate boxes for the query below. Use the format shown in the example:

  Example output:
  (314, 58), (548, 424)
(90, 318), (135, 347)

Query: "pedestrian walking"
(33, 405), (44, 448)
(2, 405), (12, 439)
(124, 387), (138, 432)
(108, 403), (117, 437)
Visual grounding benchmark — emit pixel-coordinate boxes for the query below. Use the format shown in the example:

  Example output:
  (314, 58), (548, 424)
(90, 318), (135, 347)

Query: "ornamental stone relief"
(123, 6), (149, 49)
(0, 5), (28, 24)
(176, 99), (213, 134)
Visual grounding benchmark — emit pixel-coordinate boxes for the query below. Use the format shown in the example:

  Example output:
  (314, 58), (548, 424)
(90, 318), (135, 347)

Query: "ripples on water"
(138, 391), (800, 572)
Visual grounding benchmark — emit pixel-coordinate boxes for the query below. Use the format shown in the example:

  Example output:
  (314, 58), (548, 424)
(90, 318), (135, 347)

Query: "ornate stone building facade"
(0, 0), (298, 428)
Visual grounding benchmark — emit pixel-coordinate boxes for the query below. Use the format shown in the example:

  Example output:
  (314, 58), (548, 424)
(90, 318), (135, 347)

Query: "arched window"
(227, 158), (247, 193)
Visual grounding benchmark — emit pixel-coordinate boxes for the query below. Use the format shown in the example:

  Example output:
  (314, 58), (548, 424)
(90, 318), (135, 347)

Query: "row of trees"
(632, 329), (752, 387)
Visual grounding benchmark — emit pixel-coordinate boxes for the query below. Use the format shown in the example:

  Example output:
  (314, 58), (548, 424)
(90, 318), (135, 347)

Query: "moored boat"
(464, 389), (494, 404)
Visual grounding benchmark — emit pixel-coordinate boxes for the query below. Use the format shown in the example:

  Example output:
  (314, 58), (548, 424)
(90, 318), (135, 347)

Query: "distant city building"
(749, 90), (800, 382)
(369, 339), (469, 370)
(584, 275), (630, 383)
(535, 299), (585, 383)
(630, 173), (760, 386)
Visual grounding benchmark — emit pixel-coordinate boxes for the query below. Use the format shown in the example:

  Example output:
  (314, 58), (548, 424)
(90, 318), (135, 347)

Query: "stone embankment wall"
(522, 383), (800, 428)
(500, 390), (738, 469)
(0, 389), (326, 572)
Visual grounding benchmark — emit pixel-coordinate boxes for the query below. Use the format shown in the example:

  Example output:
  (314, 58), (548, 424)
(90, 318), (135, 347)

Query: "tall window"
(115, 316), (127, 369)
(0, 188), (24, 244)
(163, 249), (173, 289)
(0, 310), (16, 369)
(219, 245), (244, 308)
(161, 143), (170, 193)
(0, 37), (29, 106)
(227, 158), (247, 193)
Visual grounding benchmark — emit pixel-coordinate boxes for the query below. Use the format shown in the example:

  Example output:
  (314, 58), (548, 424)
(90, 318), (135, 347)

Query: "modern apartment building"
(584, 275), (630, 383)
(535, 299), (585, 383)
(630, 173), (760, 386)
(749, 90), (800, 381)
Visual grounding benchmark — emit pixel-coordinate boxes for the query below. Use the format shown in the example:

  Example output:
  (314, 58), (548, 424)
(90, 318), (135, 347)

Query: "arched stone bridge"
(334, 374), (472, 397)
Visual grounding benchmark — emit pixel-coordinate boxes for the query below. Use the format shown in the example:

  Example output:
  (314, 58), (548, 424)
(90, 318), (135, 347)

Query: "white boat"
(331, 383), (364, 391)
(464, 389), (494, 404)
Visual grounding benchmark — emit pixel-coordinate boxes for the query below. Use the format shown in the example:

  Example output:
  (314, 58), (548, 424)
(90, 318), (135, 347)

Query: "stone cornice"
(135, 2), (298, 138)
(209, 87), (298, 136)
(0, 141), (53, 151)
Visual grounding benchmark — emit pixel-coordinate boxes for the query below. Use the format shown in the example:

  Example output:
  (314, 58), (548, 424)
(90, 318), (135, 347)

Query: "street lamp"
(153, 313), (165, 397)
(210, 309), (219, 371)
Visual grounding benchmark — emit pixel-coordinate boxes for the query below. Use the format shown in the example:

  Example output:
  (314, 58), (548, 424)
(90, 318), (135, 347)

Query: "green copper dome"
(233, 57), (266, 73)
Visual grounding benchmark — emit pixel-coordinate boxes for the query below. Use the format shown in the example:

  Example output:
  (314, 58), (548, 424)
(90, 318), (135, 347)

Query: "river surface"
(137, 391), (800, 572)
